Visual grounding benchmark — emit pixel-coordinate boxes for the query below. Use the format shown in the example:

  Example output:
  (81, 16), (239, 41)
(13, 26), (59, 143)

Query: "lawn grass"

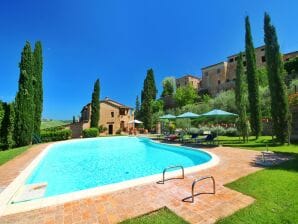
(215, 136), (298, 224)
(217, 157), (298, 224)
(218, 135), (298, 154)
(119, 207), (189, 224)
(0, 146), (29, 166)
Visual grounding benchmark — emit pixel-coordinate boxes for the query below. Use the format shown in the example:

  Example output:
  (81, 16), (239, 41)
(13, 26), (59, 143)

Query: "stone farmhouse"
(70, 97), (134, 137)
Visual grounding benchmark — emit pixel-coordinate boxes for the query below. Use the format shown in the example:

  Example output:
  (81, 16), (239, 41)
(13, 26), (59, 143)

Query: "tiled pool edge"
(0, 144), (52, 216)
(0, 138), (219, 216)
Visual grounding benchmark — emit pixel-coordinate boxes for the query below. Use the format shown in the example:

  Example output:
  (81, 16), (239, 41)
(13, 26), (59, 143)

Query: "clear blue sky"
(0, 0), (297, 120)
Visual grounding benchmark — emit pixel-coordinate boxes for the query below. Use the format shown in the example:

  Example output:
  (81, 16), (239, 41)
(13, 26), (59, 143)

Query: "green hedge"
(41, 129), (72, 142)
(197, 126), (238, 136)
(82, 128), (98, 138)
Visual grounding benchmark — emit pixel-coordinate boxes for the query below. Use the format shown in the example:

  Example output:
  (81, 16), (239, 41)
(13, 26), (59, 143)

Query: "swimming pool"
(26, 137), (212, 197)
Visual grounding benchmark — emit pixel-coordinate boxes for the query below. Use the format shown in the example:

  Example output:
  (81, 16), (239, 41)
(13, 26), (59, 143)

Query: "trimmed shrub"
(198, 125), (238, 136)
(197, 126), (211, 135)
(210, 126), (226, 136)
(41, 129), (72, 142)
(82, 128), (98, 138)
(225, 127), (238, 136)
(42, 125), (65, 132)
(189, 127), (199, 134)
(98, 125), (107, 133)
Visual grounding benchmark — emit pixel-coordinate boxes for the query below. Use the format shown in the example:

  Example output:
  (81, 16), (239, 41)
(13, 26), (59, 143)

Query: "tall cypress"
(32, 41), (43, 136)
(135, 95), (140, 119)
(0, 102), (15, 149)
(264, 13), (290, 143)
(235, 53), (249, 142)
(141, 68), (157, 102)
(14, 41), (35, 146)
(140, 68), (157, 130)
(90, 79), (100, 128)
(245, 16), (262, 138)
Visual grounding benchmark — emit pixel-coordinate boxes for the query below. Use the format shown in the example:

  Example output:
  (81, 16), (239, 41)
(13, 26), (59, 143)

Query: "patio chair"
(165, 134), (179, 142)
(196, 134), (217, 145)
(183, 133), (199, 143)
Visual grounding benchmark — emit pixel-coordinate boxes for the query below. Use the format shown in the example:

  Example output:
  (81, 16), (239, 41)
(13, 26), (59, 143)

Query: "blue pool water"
(26, 137), (211, 197)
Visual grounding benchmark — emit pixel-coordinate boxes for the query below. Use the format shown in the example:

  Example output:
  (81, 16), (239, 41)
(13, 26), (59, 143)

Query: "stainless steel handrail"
(191, 175), (215, 203)
(156, 165), (184, 184)
(182, 175), (215, 203)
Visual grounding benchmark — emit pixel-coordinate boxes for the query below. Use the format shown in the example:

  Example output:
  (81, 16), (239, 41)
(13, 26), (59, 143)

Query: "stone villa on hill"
(200, 46), (298, 95)
(176, 75), (201, 90)
(70, 97), (134, 137)
(174, 46), (298, 96)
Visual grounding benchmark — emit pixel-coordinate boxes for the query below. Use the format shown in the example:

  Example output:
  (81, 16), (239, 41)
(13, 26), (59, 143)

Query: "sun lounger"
(183, 133), (199, 143)
(196, 134), (217, 145)
(165, 134), (179, 141)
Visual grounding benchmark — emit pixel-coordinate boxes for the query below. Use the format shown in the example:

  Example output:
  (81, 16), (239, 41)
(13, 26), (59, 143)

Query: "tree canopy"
(174, 85), (198, 107)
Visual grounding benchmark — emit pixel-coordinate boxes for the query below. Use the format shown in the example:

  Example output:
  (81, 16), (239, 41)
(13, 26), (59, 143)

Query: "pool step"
(11, 183), (47, 204)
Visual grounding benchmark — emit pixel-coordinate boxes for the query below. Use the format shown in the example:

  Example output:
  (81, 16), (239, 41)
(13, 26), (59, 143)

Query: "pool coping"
(0, 137), (219, 216)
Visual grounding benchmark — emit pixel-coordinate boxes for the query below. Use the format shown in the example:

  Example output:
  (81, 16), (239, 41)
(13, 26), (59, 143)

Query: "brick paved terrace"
(0, 141), (263, 224)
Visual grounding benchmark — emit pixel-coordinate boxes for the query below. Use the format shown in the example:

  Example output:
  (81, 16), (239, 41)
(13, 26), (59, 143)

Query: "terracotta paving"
(0, 143), (51, 190)
(0, 142), (263, 224)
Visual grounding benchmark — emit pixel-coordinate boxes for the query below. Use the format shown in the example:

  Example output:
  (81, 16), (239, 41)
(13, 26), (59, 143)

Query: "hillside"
(41, 120), (71, 130)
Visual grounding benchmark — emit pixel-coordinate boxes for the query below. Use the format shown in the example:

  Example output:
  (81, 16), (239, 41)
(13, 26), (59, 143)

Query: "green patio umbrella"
(200, 109), (238, 138)
(159, 114), (176, 134)
(177, 112), (200, 119)
(159, 114), (176, 119)
(176, 112), (200, 131)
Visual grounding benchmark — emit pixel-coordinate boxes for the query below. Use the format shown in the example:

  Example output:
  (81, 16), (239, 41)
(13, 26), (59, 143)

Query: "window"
(120, 108), (125, 115)
(218, 80), (221, 85)
(243, 61), (246, 66)
(205, 71), (208, 76)
(261, 48), (265, 51)
(226, 79), (230, 83)
(229, 58), (234, 63)
(111, 111), (114, 117)
(217, 68), (221, 74)
(233, 78), (236, 82)
(261, 56), (266, 62)
(235, 56), (238, 61)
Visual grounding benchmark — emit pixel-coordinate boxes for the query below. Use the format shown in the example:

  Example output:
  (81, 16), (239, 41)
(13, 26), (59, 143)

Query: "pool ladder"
(182, 175), (216, 203)
(156, 165), (215, 203)
(156, 165), (184, 184)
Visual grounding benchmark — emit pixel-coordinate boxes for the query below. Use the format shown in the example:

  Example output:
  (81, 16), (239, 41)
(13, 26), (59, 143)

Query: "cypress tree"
(140, 68), (157, 130)
(0, 101), (4, 133)
(264, 13), (290, 143)
(141, 68), (157, 102)
(14, 41), (35, 146)
(90, 79), (100, 128)
(0, 102), (15, 149)
(32, 41), (43, 136)
(135, 95), (140, 119)
(245, 16), (262, 138)
(235, 53), (249, 142)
